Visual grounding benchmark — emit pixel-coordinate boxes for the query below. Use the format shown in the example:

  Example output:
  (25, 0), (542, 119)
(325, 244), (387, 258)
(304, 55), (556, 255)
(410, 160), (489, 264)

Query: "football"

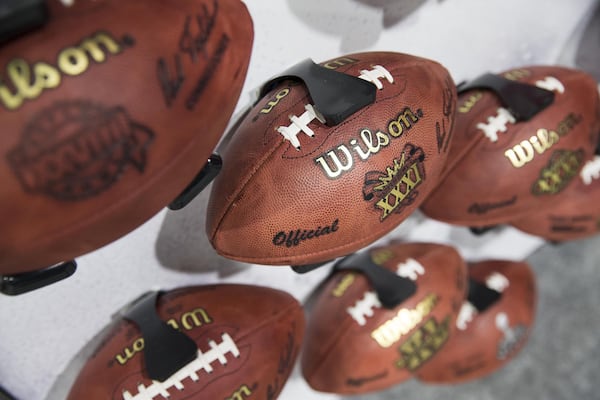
(416, 260), (536, 384)
(511, 155), (600, 241)
(421, 66), (600, 227)
(301, 242), (467, 394)
(206, 51), (457, 266)
(66, 284), (305, 400)
(0, 0), (253, 274)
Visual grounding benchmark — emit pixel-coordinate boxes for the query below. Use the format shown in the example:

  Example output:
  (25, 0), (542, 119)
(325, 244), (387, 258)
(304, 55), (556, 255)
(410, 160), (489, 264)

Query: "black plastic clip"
(291, 260), (334, 274)
(466, 278), (502, 312)
(469, 226), (498, 236)
(168, 153), (222, 210)
(121, 291), (198, 382)
(333, 249), (417, 309)
(258, 58), (377, 126)
(457, 73), (555, 121)
(0, 0), (48, 45)
(0, 260), (77, 296)
(0, 385), (17, 400)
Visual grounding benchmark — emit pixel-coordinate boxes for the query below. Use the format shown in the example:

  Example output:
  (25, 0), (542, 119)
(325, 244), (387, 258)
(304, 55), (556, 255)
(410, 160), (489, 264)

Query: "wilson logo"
(114, 307), (212, 366)
(226, 384), (254, 400)
(314, 107), (423, 179)
(504, 113), (582, 168)
(0, 32), (131, 111)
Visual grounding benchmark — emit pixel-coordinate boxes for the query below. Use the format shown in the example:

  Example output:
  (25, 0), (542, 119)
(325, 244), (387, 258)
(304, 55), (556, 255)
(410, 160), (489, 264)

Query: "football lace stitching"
(580, 156), (600, 185)
(276, 65), (393, 149)
(476, 76), (564, 143)
(455, 272), (509, 330)
(346, 258), (424, 326)
(122, 333), (240, 400)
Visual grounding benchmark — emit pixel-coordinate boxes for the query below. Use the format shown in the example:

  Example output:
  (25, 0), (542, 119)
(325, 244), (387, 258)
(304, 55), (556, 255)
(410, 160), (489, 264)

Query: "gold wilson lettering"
(504, 113), (582, 168)
(371, 293), (438, 348)
(259, 88), (290, 115)
(370, 248), (395, 266)
(314, 107), (422, 179)
(332, 273), (356, 298)
(458, 92), (482, 114)
(502, 69), (531, 81)
(114, 307), (212, 366)
(322, 57), (359, 70)
(226, 384), (253, 400)
(504, 129), (560, 168)
(0, 31), (126, 111)
(395, 317), (450, 371)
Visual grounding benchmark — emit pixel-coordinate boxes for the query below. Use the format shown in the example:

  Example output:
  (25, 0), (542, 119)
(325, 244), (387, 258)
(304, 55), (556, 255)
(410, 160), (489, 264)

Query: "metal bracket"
(258, 58), (377, 126)
(457, 73), (555, 121)
(0, 261), (77, 296)
(333, 249), (417, 309)
(120, 291), (198, 382)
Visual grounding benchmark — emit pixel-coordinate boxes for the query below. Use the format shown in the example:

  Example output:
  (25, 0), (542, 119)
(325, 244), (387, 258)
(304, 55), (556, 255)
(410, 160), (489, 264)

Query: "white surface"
(0, 0), (597, 399)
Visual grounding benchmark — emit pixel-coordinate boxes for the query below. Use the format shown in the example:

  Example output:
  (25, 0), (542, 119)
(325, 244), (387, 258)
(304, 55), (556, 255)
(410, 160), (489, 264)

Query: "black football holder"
(0, 385), (17, 400)
(467, 277), (502, 312)
(0, 0), (47, 45)
(0, 2), (225, 294)
(118, 291), (198, 382)
(323, 249), (503, 311)
(456, 74), (555, 237)
(332, 250), (417, 309)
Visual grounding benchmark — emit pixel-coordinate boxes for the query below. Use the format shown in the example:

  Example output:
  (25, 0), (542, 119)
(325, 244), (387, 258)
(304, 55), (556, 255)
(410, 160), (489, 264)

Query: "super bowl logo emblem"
(362, 143), (425, 221)
(532, 149), (584, 196)
(394, 317), (450, 371)
(6, 101), (155, 201)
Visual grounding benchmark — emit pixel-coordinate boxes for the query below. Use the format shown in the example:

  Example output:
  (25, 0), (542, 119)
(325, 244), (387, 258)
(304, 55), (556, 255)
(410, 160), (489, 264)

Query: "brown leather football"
(416, 260), (536, 384)
(511, 155), (600, 241)
(66, 284), (305, 400)
(206, 52), (457, 266)
(0, 0), (253, 274)
(421, 66), (600, 227)
(301, 242), (467, 394)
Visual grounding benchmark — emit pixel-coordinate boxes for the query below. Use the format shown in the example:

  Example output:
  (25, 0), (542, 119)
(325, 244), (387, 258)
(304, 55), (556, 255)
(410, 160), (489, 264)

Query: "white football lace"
(456, 302), (478, 331)
(476, 107), (516, 143)
(276, 65), (393, 149)
(580, 156), (600, 185)
(535, 76), (565, 94)
(358, 65), (394, 90)
(495, 312), (511, 333)
(347, 291), (381, 327)
(122, 333), (240, 400)
(276, 104), (325, 149)
(455, 272), (509, 330)
(477, 76), (565, 142)
(485, 272), (509, 292)
(346, 258), (425, 326)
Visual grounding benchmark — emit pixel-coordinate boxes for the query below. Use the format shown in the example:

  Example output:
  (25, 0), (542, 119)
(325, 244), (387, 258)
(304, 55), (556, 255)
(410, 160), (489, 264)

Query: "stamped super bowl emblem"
(6, 100), (155, 201)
